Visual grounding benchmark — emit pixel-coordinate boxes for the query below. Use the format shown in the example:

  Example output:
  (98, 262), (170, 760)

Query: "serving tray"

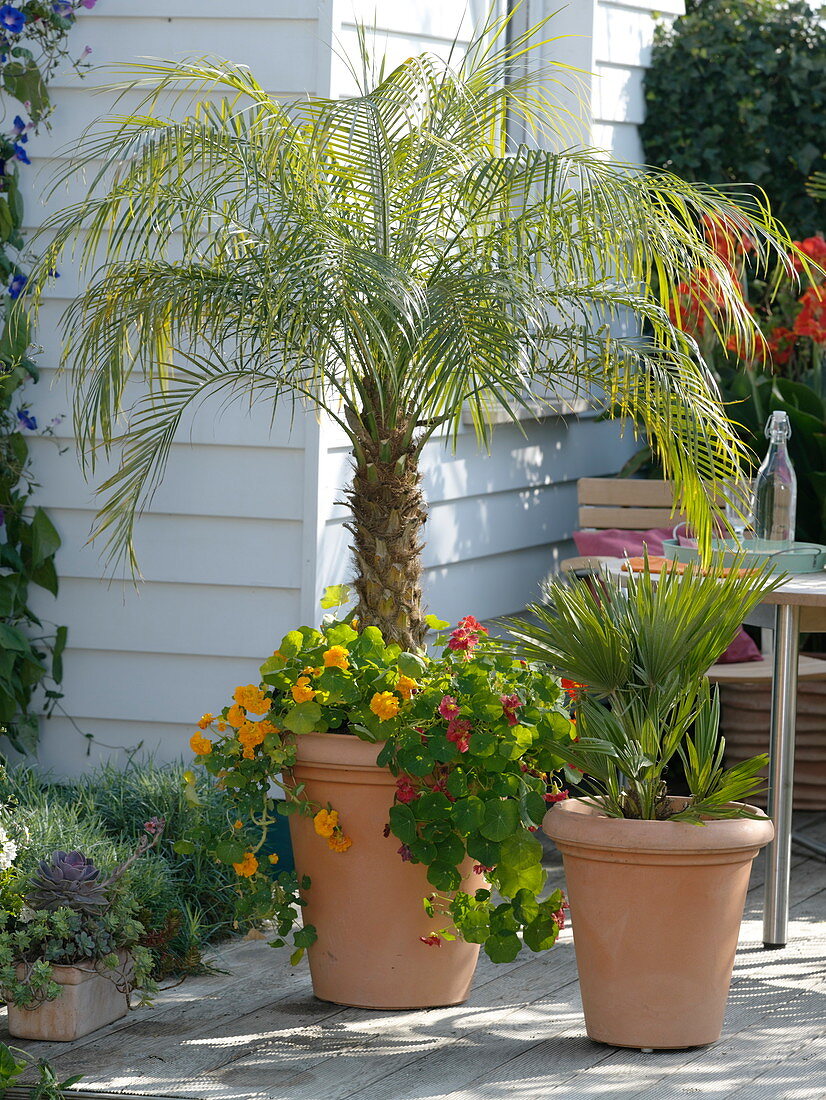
(661, 538), (826, 574)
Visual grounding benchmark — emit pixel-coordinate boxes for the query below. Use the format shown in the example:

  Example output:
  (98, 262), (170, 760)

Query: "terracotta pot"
(543, 797), (773, 1050)
(6, 954), (130, 1042)
(288, 732), (484, 1009)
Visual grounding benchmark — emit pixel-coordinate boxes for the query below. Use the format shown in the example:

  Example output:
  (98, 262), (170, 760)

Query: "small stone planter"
(7, 955), (131, 1042)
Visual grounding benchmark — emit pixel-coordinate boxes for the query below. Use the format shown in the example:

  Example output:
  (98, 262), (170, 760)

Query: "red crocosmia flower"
(791, 235), (826, 274)
(446, 717), (472, 753)
(766, 326), (797, 366)
(420, 934), (442, 946)
(561, 678), (587, 702)
(500, 693), (521, 726)
(395, 777), (418, 804)
(438, 695), (460, 720)
(700, 213), (753, 265)
(794, 286), (826, 345)
(545, 788), (569, 804)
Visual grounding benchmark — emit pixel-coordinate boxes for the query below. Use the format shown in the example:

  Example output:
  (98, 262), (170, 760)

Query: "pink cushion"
(572, 527), (763, 665)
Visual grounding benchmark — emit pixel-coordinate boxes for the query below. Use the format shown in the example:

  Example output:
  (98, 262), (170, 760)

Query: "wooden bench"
(561, 477), (826, 684)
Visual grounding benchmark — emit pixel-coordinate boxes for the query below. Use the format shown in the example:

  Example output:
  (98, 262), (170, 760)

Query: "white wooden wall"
(14, 0), (657, 774)
(19, 0), (328, 774)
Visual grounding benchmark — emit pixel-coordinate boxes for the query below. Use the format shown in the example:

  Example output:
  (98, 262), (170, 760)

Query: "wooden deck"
(5, 814), (826, 1100)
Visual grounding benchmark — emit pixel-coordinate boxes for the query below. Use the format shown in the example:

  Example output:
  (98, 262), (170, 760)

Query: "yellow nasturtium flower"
(197, 713), (213, 730)
(238, 721), (266, 759)
(327, 832), (353, 853)
(190, 733), (212, 756)
(313, 808), (338, 838)
(292, 676), (316, 704)
(233, 684), (270, 715)
(226, 703), (246, 729)
(232, 852), (258, 877)
(323, 645), (350, 670)
(395, 674), (418, 702)
(370, 691), (400, 721)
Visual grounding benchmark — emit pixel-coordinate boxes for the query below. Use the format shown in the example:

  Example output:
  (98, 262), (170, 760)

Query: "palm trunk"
(345, 432), (428, 651)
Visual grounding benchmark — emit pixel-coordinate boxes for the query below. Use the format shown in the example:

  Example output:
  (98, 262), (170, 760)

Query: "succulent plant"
(25, 850), (110, 915)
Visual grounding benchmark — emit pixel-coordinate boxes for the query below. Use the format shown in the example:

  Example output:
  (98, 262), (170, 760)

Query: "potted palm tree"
(503, 560), (780, 1049)
(24, 10), (795, 1008)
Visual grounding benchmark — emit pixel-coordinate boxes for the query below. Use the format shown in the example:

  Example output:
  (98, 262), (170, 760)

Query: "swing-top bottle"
(751, 410), (797, 549)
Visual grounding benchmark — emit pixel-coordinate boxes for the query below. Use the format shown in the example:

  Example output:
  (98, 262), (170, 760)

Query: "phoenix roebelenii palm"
(31, 16), (794, 649)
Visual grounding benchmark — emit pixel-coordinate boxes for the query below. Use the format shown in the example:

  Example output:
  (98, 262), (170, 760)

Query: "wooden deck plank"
(3, 815), (823, 1100)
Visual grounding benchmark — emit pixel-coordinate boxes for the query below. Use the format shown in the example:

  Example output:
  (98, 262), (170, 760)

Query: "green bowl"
(661, 538), (826, 574)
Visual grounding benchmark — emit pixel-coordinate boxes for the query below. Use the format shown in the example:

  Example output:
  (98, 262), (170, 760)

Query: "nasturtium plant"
(188, 608), (577, 963)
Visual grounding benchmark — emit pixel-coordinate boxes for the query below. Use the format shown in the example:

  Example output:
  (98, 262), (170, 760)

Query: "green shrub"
(0, 759), (247, 978)
(641, 0), (826, 237)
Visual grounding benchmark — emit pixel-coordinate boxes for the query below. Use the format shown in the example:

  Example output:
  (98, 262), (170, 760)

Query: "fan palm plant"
(27, 10), (795, 649)
(502, 559), (783, 821)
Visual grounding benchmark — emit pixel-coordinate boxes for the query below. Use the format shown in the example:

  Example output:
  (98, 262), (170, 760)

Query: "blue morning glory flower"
(52, 0), (73, 15)
(12, 114), (24, 132)
(16, 409), (37, 430)
(9, 273), (27, 298)
(13, 143), (29, 164)
(0, 6), (26, 34)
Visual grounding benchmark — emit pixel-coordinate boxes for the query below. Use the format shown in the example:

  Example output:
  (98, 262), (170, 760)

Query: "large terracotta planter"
(6, 955), (130, 1041)
(288, 732), (484, 1009)
(543, 797), (773, 1050)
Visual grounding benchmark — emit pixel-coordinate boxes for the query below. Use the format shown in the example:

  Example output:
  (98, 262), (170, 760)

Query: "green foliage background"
(641, 0), (826, 238)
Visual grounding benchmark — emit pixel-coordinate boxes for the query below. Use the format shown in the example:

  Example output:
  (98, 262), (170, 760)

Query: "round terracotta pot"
(543, 797), (774, 1050)
(287, 732), (484, 1009)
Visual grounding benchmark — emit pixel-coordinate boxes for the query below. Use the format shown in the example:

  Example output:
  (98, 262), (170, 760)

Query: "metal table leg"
(763, 603), (801, 949)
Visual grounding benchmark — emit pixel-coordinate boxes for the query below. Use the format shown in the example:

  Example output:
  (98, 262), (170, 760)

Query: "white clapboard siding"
(16, 2), (326, 774)
(592, 0), (684, 159)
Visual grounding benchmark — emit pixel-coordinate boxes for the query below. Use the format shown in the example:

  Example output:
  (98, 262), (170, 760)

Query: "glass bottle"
(752, 411), (797, 549)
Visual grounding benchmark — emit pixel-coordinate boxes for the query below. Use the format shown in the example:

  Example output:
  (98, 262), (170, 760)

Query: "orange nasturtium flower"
(323, 645), (350, 670)
(197, 713), (213, 730)
(328, 832), (353, 853)
(268, 853), (280, 865)
(226, 703), (246, 729)
(292, 676), (316, 704)
(395, 674), (418, 702)
(190, 732), (212, 756)
(232, 852), (259, 877)
(313, 809), (339, 838)
(233, 684), (270, 715)
(238, 720), (266, 759)
(370, 691), (400, 721)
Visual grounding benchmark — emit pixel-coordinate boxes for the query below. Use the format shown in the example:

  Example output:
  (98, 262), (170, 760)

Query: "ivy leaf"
(213, 840), (247, 864)
(397, 651), (427, 677)
(31, 508), (61, 568)
(51, 624), (67, 684)
(522, 914), (560, 953)
(3, 60), (49, 122)
(320, 584), (352, 609)
(480, 798), (520, 841)
(388, 803), (417, 844)
(0, 623), (28, 652)
(451, 795), (485, 834)
(484, 931), (521, 963)
(281, 701), (323, 735)
(425, 614), (450, 630)
(426, 861), (461, 891)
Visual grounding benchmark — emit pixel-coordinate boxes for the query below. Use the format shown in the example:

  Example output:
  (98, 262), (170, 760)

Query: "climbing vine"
(0, 1), (95, 754)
